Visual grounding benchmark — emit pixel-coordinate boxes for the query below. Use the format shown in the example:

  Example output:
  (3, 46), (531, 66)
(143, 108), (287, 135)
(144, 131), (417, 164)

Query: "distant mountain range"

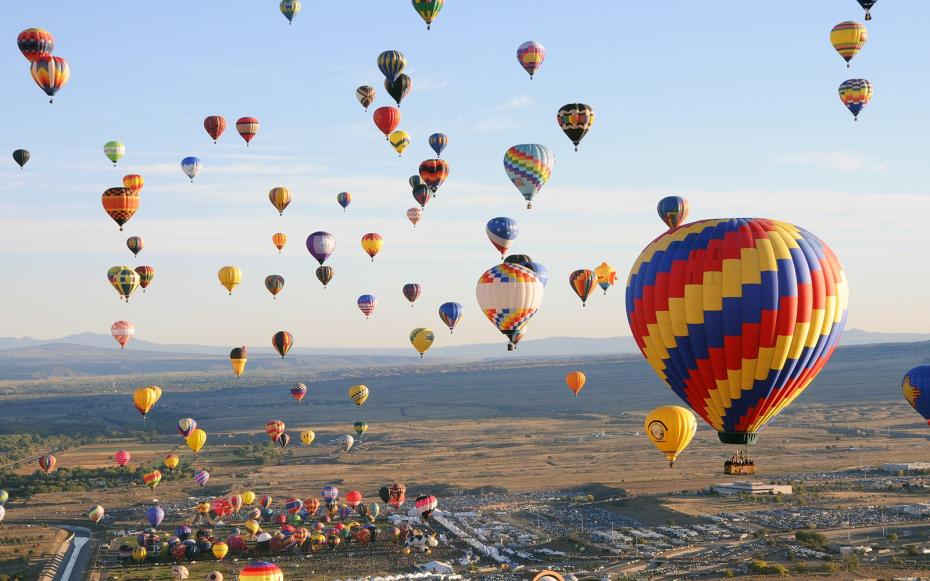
(0, 328), (924, 358)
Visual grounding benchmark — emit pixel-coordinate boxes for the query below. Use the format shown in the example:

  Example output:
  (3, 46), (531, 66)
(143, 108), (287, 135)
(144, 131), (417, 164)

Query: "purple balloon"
(306, 231), (336, 265)
(146, 505), (165, 527)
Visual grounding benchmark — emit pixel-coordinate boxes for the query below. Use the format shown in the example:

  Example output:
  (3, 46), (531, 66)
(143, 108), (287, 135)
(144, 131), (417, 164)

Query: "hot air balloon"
(268, 187), (291, 215)
(242, 491), (256, 506)
(228, 494), (243, 513)
(114, 450), (131, 467)
(384, 74), (412, 107)
(831, 21), (868, 67)
(300, 429), (315, 445)
(187, 429), (207, 453)
(657, 195), (689, 229)
(230, 347), (247, 377)
(857, 0), (876, 20)
(112, 267), (140, 302)
(357, 295), (377, 318)
(164, 453), (179, 471)
(504, 144), (554, 209)
(839, 78), (873, 120)
(645, 406), (697, 467)
(146, 504), (165, 526)
(389, 130), (410, 156)
(407, 207), (423, 227)
(104, 141), (125, 166)
(403, 283), (421, 306)
(414, 495), (437, 521)
(266, 421), (286, 442)
(125, 236), (143, 257)
(0, 490), (9, 505)
(101, 187), (139, 231)
(290, 382), (307, 403)
(265, 275), (285, 299)
(353, 422), (368, 439)
(135, 265), (155, 292)
(30, 56), (70, 102)
(272, 232), (287, 253)
(626, 218), (848, 449)
(428, 133), (448, 158)
(122, 174), (144, 195)
(17, 28), (54, 62)
(39, 453), (56, 474)
(389, 483), (407, 508)
(316, 265), (334, 288)
(133, 387), (158, 418)
(12, 149), (30, 169)
(322, 485), (339, 501)
(565, 371), (586, 396)
(411, 0), (443, 29)
(211, 540), (229, 560)
(903, 367), (930, 424)
(516, 41), (545, 79)
(111, 320), (135, 349)
(557, 103), (595, 151)
(438, 302), (463, 333)
(204, 115), (226, 143)
(361, 233), (383, 261)
(349, 385), (369, 407)
(143, 470), (162, 489)
(373, 106), (401, 138)
(181, 156), (201, 181)
(356, 86), (376, 111)
(272, 331), (293, 358)
(594, 262), (617, 294)
(410, 328), (435, 358)
(339, 434), (355, 453)
(413, 184), (432, 208)
(178, 417), (197, 437)
(280, 0), (301, 24)
(342, 490), (362, 508)
(236, 117), (260, 145)
(306, 231), (335, 265)
(240, 562), (284, 581)
(87, 505), (105, 523)
(476, 263), (544, 350)
(193, 469), (210, 487)
(569, 269), (597, 306)
(337, 191), (352, 211)
(377, 50), (406, 82)
(218, 266), (242, 295)
(132, 546), (147, 562)
(285, 497), (303, 515)
(486, 217), (518, 258)
(418, 159), (449, 193)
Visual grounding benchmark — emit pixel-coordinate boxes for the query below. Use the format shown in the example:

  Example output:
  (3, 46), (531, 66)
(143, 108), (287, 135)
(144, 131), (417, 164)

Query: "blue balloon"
(428, 133), (448, 157)
(438, 302), (463, 333)
(146, 505), (165, 527)
(523, 262), (548, 287)
(904, 366), (930, 423)
(486, 217), (519, 257)
(181, 156), (201, 181)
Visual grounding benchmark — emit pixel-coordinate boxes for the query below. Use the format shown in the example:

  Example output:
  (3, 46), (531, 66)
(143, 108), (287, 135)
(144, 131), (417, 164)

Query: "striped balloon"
(111, 320), (135, 349)
(569, 269), (597, 307)
(657, 196), (689, 229)
(101, 187), (139, 231)
(503, 144), (554, 209)
(516, 41), (545, 79)
(321, 485), (339, 501)
(240, 562), (284, 581)
(830, 21), (868, 66)
(838, 78), (873, 120)
(377, 50), (406, 82)
(193, 469), (210, 487)
(557, 103), (595, 150)
(272, 331), (293, 358)
(17, 28), (54, 62)
(280, 0), (301, 24)
(418, 159), (449, 193)
(411, 0), (444, 29)
(290, 383), (307, 403)
(336, 191), (352, 211)
(486, 217), (519, 258)
(357, 295), (377, 318)
(402, 283), (421, 306)
(428, 133), (448, 157)
(625, 218), (848, 445)
(39, 454), (56, 474)
(203, 115), (226, 142)
(356, 86), (375, 111)
(306, 231), (335, 265)
(406, 207), (423, 227)
(114, 450), (131, 467)
(438, 302), (463, 333)
(30, 55), (69, 102)
(236, 117), (260, 145)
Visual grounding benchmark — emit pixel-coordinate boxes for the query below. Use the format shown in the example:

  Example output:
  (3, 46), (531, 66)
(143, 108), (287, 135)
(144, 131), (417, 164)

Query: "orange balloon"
(565, 371), (586, 396)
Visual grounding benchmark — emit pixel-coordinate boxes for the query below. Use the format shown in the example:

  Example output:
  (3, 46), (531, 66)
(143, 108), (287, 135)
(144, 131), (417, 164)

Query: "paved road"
(53, 526), (92, 581)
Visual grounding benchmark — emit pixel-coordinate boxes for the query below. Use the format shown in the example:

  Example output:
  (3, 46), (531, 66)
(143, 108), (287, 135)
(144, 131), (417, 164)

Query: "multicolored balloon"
(414, 495), (437, 521)
(569, 269), (597, 306)
(418, 159), (449, 193)
(272, 232), (287, 253)
(122, 174), (144, 194)
(265, 275), (285, 299)
(903, 367), (930, 424)
(412, 0), (444, 29)
(438, 302), (463, 333)
(307, 231), (335, 265)
(626, 218), (848, 446)
(280, 0), (301, 24)
(657, 195), (689, 229)
(337, 191), (352, 211)
(406, 207), (423, 227)
(204, 115), (226, 143)
(181, 156), (201, 181)
(104, 141), (125, 166)
(486, 217), (519, 258)
(39, 453), (56, 474)
(410, 328), (435, 358)
(353, 422), (368, 438)
(239, 562), (283, 581)
(111, 320), (135, 349)
(268, 187), (291, 215)
(413, 184), (432, 208)
(291, 383), (308, 403)
(193, 470), (210, 487)
(17, 28), (54, 62)
(403, 283), (421, 306)
(111, 267), (141, 301)
(377, 50), (406, 82)
(516, 41), (545, 79)
(357, 295), (377, 319)
(839, 78), (873, 120)
(361, 233), (383, 261)
(230, 347), (247, 377)
(126, 236), (144, 257)
(236, 117), (260, 145)
(266, 421), (286, 442)
(101, 187), (139, 231)
(143, 469), (162, 489)
(272, 331), (294, 358)
(557, 103), (595, 151)
(87, 505), (105, 523)
(476, 263), (544, 350)
(30, 56), (70, 103)
(135, 265), (155, 291)
(178, 417), (197, 437)
(316, 265), (334, 288)
(503, 144), (554, 209)
(594, 262), (617, 294)
(831, 21), (868, 66)
(356, 86), (376, 111)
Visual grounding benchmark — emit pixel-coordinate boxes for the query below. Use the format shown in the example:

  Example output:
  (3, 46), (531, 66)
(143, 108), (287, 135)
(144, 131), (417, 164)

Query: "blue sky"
(1, 1), (928, 349)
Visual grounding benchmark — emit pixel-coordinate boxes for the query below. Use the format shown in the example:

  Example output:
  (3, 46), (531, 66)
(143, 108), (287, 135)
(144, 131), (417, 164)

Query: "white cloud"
(499, 95), (535, 110)
(774, 151), (890, 172)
